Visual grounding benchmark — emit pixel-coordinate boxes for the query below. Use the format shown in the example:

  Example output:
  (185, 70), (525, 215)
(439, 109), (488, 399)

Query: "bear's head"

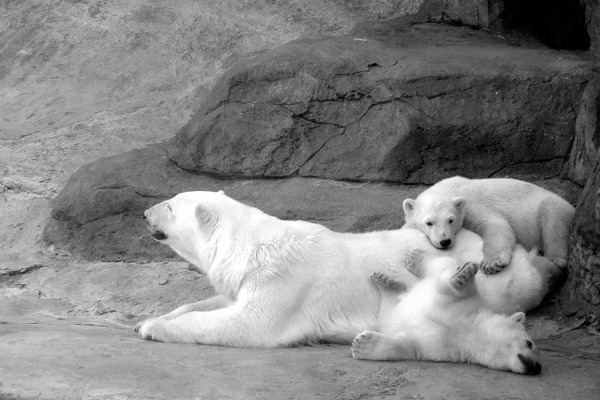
(402, 196), (465, 250)
(143, 190), (254, 272)
(482, 312), (541, 375)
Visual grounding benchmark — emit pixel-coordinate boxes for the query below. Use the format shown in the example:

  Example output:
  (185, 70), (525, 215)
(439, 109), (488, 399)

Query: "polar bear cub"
(352, 261), (542, 375)
(402, 176), (574, 274)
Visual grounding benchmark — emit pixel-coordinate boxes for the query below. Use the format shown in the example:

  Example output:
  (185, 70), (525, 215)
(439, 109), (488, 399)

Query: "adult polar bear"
(137, 191), (560, 347)
(402, 176), (574, 274)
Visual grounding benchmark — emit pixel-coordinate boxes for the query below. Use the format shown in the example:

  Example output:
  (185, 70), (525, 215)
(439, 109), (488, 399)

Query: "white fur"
(136, 191), (559, 347)
(403, 176), (574, 273)
(406, 230), (563, 315)
(352, 262), (542, 375)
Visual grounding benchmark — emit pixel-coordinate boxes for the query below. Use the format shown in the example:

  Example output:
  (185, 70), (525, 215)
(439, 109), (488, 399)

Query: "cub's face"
(403, 196), (465, 249)
(487, 312), (541, 375)
(144, 191), (226, 270)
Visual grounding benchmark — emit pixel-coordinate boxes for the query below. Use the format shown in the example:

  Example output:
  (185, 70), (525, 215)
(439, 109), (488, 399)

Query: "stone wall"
(582, 0), (600, 56)
(564, 75), (600, 317)
(563, 152), (600, 316)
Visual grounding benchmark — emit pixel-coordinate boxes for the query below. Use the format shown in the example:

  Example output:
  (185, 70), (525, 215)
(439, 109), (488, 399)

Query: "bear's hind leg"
(352, 330), (417, 361)
(371, 273), (408, 334)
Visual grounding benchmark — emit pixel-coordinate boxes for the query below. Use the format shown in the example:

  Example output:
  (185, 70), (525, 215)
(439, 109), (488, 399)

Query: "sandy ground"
(1, 1), (599, 399)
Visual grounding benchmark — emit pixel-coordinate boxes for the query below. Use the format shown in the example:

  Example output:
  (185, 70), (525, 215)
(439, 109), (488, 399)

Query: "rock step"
(43, 142), (580, 262)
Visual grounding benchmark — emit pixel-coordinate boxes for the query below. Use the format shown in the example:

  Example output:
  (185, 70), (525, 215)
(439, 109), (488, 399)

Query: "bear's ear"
(452, 197), (465, 212)
(403, 199), (416, 216)
(195, 204), (218, 233)
(218, 190), (225, 195)
(510, 312), (526, 324)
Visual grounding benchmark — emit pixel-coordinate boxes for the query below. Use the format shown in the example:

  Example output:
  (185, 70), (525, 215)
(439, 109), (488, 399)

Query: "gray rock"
(168, 26), (593, 183)
(582, 0), (600, 56)
(562, 151), (600, 317)
(568, 76), (600, 186)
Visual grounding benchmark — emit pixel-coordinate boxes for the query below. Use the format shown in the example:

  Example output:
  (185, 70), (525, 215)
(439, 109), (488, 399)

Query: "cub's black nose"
(440, 239), (452, 248)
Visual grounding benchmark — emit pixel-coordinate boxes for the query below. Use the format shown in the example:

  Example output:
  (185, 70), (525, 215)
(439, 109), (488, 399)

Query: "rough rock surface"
(563, 151), (600, 316)
(582, 0), (600, 56)
(43, 21), (591, 261)
(568, 76), (600, 186)
(168, 27), (593, 183)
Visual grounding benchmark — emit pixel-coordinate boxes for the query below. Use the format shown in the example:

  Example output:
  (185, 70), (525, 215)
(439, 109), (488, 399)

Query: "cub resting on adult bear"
(352, 257), (542, 375)
(137, 190), (562, 347)
(402, 176), (574, 274)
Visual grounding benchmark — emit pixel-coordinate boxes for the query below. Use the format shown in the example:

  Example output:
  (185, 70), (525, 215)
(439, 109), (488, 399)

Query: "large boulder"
(168, 24), (592, 184)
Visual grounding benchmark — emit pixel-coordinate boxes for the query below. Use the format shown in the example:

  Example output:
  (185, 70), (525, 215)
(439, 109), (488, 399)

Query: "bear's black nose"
(440, 239), (452, 248)
(519, 354), (541, 375)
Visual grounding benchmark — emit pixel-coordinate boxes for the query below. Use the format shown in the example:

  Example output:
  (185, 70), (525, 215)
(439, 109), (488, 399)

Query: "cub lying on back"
(352, 260), (542, 375)
(402, 176), (574, 274)
(404, 232), (565, 315)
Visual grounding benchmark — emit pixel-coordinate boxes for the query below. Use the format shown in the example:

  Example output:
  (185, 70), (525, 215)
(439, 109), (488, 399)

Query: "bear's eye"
(526, 340), (533, 349)
(425, 221), (433, 227)
(448, 218), (454, 224)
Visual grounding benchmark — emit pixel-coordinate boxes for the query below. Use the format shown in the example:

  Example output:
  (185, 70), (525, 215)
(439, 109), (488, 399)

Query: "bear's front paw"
(351, 330), (380, 360)
(480, 250), (512, 274)
(134, 318), (168, 342)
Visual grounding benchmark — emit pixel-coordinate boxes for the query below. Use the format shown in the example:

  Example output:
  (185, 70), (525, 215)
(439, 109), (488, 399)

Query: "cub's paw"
(451, 261), (479, 288)
(371, 273), (407, 292)
(549, 257), (567, 268)
(480, 250), (512, 274)
(351, 330), (381, 360)
(371, 272), (392, 286)
(134, 318), (168, 342)
(405, 248), (426, 277)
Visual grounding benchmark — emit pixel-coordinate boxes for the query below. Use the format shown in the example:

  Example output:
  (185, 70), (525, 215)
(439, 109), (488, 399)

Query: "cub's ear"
(510, 312), (526, 324)
(452, 197), (465, 212)
(195, 204), (217, 233)
(403, 199), (416, 217)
